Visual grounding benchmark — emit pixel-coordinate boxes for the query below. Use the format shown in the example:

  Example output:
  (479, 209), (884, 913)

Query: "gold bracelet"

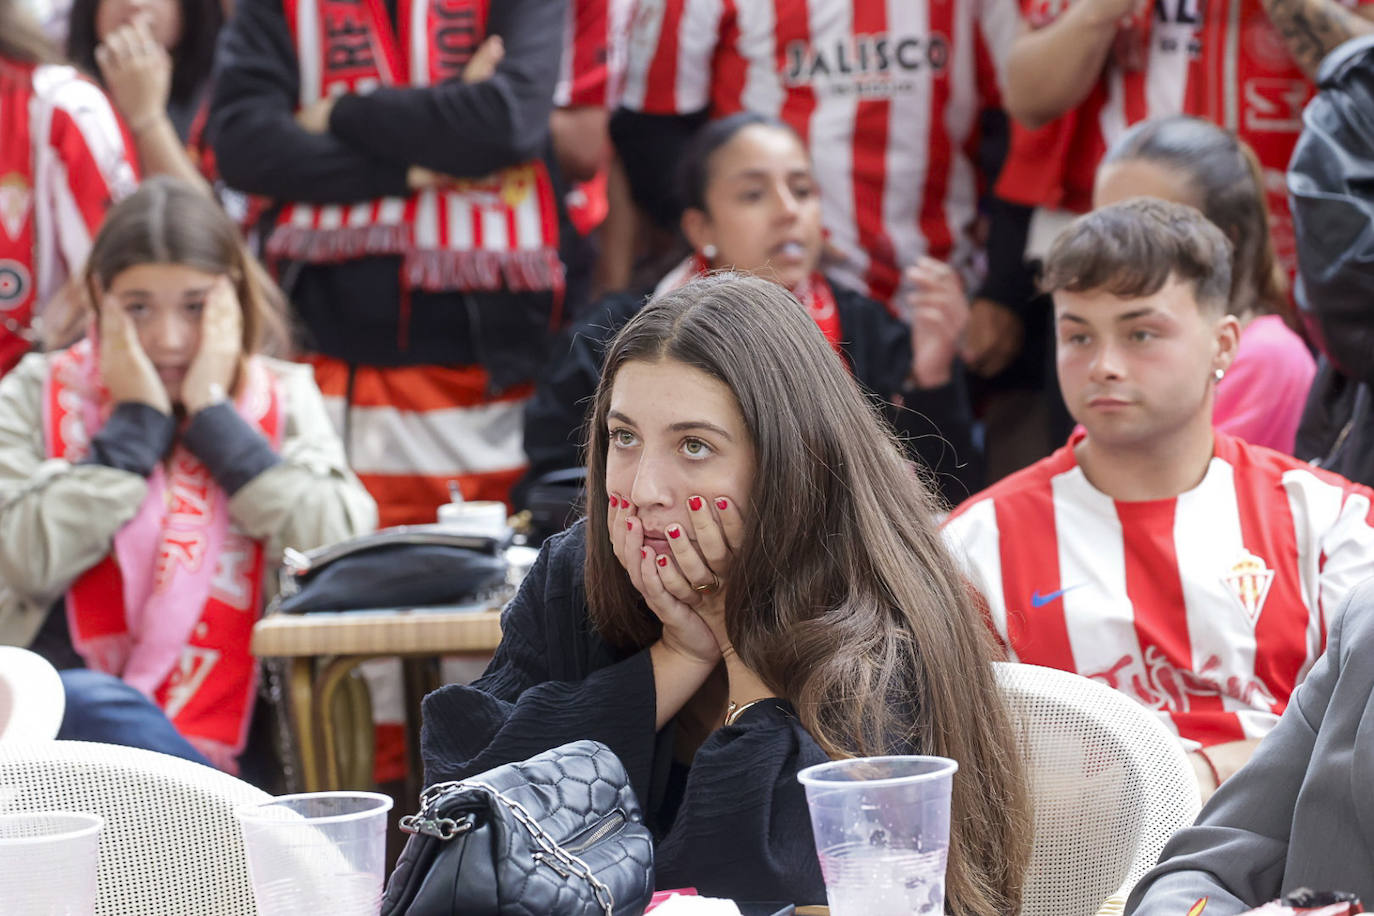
(723, 697), (774, 727)
(720, 643), (737, 660)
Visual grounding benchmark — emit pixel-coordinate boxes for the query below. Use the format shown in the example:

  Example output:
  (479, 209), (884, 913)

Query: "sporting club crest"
(0, 173), (32, 241)
(1222, 549), (1274, 626)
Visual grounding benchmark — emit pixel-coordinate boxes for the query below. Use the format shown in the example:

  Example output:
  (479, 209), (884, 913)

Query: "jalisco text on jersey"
(784, 34), (950, 84)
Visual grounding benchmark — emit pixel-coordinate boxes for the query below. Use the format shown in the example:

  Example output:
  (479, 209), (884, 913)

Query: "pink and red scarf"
(43, 340), (283, 771)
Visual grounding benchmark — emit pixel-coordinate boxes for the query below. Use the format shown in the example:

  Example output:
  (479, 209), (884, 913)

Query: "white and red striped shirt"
(944, 430), (1374, 748)
(620, 0), (1019, 312)
(996, 0), (1371, 271)
(0, 62), (136, 375)
(555, 0), (633, 109)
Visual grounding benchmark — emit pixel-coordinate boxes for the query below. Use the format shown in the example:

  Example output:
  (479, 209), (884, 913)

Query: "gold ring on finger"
(693, 573), (722, 594)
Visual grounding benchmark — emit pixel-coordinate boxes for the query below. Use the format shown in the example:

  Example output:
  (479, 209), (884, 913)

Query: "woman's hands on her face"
(181, 277), (242, 415)
(905, 256), (971, 389)
(95, 16), (172, 136)
(100, 301), (171, 414)
(608, 493), (744, 664)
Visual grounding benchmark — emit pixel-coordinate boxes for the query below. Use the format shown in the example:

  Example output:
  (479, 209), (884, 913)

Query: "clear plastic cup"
(0, 811), (103, 916)
(797, 755), (958, 916)
(235, 791), (393, 916)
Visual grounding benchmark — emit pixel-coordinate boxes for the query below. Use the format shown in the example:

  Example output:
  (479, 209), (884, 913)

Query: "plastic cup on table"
(235, 791), (393, 916)
(0, 811), (103, 916)
(797, 755), (958, 916)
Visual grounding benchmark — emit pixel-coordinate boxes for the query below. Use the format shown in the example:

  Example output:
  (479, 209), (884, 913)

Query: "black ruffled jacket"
(418, 521), (830, 902)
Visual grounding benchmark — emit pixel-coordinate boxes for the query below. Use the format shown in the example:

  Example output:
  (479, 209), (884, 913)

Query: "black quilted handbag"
(381, 740), (655, 916)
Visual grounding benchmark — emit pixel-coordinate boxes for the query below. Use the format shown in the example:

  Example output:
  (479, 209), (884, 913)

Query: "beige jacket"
(0, 352), (378, 648)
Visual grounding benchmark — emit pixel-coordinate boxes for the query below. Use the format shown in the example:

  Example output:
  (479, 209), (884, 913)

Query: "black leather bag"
(381, 740), (655, 916)
(271, 525), (510, 614)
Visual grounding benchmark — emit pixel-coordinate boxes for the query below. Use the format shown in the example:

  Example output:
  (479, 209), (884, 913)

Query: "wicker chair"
(996, 662), (1202, 915)
(0, 740), (269, 915)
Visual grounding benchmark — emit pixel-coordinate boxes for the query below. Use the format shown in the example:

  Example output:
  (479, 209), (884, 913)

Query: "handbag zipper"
(563, 810), (627, 854)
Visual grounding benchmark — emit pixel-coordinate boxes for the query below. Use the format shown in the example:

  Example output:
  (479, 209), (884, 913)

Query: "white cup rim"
(236, 791), (394, 826)
(797, 754), (959, 789)
(0, 810), (104, 845)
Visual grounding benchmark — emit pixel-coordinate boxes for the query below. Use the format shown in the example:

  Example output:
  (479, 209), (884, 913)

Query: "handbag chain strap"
(406, 779), (616, 916)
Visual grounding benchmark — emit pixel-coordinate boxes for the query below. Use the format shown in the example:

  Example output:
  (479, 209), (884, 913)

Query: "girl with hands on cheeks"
(418, 273), (1031, 912)
(0, 177), (375, 775)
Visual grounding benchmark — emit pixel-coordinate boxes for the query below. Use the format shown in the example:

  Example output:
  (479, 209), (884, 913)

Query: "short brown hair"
(1102, 116), (1286, 318)
(1042, 197), (1233, 314)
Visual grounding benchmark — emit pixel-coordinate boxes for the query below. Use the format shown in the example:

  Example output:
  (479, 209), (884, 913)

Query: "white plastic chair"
(995, 662), (1201, 916)
(0, 647), (65, 742)
(0, 740), (270, 915)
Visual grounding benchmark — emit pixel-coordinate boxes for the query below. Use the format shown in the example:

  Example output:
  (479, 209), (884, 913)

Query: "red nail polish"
(656, 555), (668, 568)
(668, 526), (682, 539)
(688, 496), (703, 511)
(640, 547), (647, 558)
(620, 497), (631, 509)
(626, 520), (633, 531)
(609, 495), (617, 507)
(715, 498), (729, 511)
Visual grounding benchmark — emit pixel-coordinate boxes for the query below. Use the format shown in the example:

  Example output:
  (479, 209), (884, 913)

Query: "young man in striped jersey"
(944, 198), (1374, 800)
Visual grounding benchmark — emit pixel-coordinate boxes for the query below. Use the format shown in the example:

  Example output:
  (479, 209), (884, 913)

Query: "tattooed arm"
(1260, 0), (1374, 79)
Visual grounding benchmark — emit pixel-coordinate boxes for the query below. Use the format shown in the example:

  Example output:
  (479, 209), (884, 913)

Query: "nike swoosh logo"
(1031, 584), (1086, 608)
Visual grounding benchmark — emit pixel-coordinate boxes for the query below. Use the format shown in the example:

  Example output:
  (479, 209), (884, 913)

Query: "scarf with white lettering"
(44, 340), (282, 771)
(270, 0), (563, 295)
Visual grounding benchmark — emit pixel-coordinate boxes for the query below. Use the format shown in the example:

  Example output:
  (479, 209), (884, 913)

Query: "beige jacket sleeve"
(0, 355), (378, 649)
(225, 358), (377, 557)
(0, 353), (150, 646)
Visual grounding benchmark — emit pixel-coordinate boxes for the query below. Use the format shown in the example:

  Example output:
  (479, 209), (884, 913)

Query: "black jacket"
(515, 283), (983, 510)
(419, 521), (830, 902)
(1290, 35), (1374, 484)
(209, 0), (566, 381)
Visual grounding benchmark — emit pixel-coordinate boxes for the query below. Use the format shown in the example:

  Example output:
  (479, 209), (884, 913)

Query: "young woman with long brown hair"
(420, 272), (1031, 911)
(0, 176), (375, 775)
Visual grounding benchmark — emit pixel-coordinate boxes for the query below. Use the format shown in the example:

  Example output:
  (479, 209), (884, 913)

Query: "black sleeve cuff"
(182, 402), (282, 496)
(80, 403), (176, 476)
(975, 198), (1040, 314)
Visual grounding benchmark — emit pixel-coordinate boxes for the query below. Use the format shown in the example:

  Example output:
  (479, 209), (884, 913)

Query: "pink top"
(1214, 315), (1316, 455)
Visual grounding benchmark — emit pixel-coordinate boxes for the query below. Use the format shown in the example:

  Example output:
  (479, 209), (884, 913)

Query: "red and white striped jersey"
(944, 430), (1374, 749)
(555, 0), (634, 109)
(620, 0), (1019, 311)
(0, 62), (135, 375)
(996, 0), (1371, 272)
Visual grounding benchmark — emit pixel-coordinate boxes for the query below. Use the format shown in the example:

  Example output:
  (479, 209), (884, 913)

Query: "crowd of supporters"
(3, 0), (1374, 906)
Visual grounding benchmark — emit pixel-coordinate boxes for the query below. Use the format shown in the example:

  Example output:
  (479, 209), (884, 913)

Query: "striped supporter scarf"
(270, 0), (563, 296)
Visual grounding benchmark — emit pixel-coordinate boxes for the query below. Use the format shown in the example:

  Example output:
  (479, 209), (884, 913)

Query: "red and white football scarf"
(43, 342), (283, 771)
(653, 254), (844, 353)
(0, 62), (40, 376)
(270, 0), (563, 295)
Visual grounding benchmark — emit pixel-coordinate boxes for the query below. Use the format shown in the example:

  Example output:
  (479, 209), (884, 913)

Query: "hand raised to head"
(94, 16), (171, 135)
(99, 300), (171, 414)
(608, 493), (724, 666)
(181, 276), (242, 415)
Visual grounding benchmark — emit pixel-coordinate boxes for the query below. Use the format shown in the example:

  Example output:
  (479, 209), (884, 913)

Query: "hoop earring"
(702, 244), (718, 260)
